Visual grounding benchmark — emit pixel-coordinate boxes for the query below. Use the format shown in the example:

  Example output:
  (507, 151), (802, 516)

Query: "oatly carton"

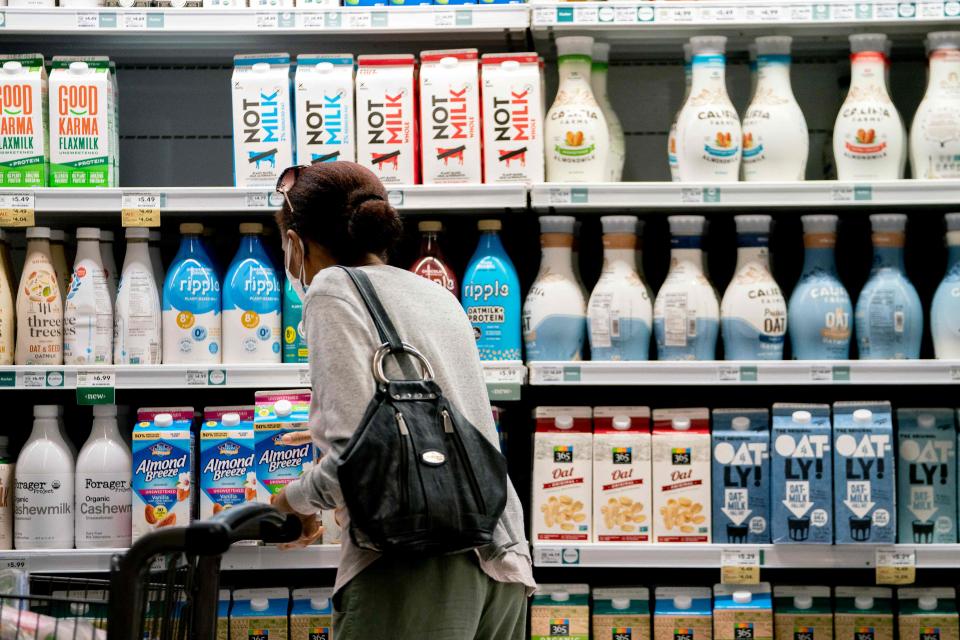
(593, 406), (652, 543)
(200, 406), (256, 521)
(419, 49), (481, 184)
(835, 588), (894, 640)
(898, 588), (959, 640)
(771, 403), (833, 544)
(0, 54), (48, 187)
(897, 408), (957, 543)
(295, 54), (355, 164)
(356, 55), (417, 185)
(531, 584), (590, 640)
(714, 584), (773, 640)
(773, 586), (833, 640)
(480, 52), (544, 183)
(231, 54), (294, 188)
(654, 587), (713, 640)
(833, 401), (895, 543)
(712, 408), (770, 544)
(652, 408), (711, 543)
(132, 407), (194, 542)
(532, 406), (592, 543)
(253, 390), (314, 505)
(593, 587), (650, 640)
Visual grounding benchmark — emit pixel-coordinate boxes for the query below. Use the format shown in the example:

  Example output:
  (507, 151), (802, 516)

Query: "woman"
(271, 161), (534, 639)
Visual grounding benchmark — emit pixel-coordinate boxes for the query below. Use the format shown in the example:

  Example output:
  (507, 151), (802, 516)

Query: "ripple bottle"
(855, 214), (923, 359)
(653, 215), (720, 360)
(910, 31), (960, 179)
(16, 226), (63, 365)
(931, 213), (960, 357)
(115, 228), (162, 365)
(721, 215), (787, 360)
(222, 222), (281, 364)
(788, 215), (853, 359)
(524, 216), (587, 361)
(462, 220), (521, 361)
(668, 43), (693, 181)
(591, 42), (625, 182)
(162, 223), (222, 364)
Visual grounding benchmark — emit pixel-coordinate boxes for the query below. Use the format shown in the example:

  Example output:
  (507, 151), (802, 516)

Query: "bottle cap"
(50, 229), (66, 242)
(592, 42), (611, 63)
(34, 405), (58, 418)
(792, 410), (812, 424)
(928, 31), (960, 52)
(668, 215), (706, 236)
(674, 595), (692, 610)
(672, 417), (691, 431)
(918, 414), (936, 429)
(855, 596), (874, 610)
(154, 413), (173, 427)
(612, 598), (631, 610)
(733, 591), (752, 605)
(735, 214), (772, 234)
(756, 35), (792, 56)
(551, 591), (571, 602)
(222, 413), (241, 427)
(149, 230), (162, 242)
(613, 416), (631, 430)
(801, 214), (838, 234)
(76, 227), (101, 241)
(794, 595), (814, 610)
(555, 415), (574, 430)
(919, 596), (938, 611)
(683, 42), (693, 64)
(100, 230), (115, 242)
(2, 61), (23, 75)
(601, 215), (638, 235)
(478, 219), (501, 232)
(870, 213), (907, 233)
(180, 223), (204, 235)
(239, 222), (263, 235)
(853, 409), (873, 424)
(690, 35), (727, 56)
(732, 416), (751, 431)
(946, 213), (960, 231)
(850, 33), (887, 54)
(93, 405), (118, 418)
(26, 227), (51, 239)
(539, 215), (576, 234)
(126, 228), (150, 240)
(555, 36), (594, 58)
(250, 598), (270, 612)
(274, 399), (293, 418)
(311, 597), (331, 610)
(69, 60), (90, 75)
(419, 221), (443, 233)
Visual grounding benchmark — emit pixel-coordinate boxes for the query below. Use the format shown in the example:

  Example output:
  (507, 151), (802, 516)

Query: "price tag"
(810, 365), (833, 381)
(21, 372), (46, 388)
(345, 11), (371, 28)
(875, 547), (916, 584)
(433, 10), (454, 26)
(573, 5), (598, 22)
(831, 186), (854, 201)
(718, 366), (740, 382)
(919, 1), (944, 16)
(76, 12), (99, 28)
(721, 549), (761, 584)
(535, 547), (562, 565)
(535, 365), (564, 384)
(76, 370), (115, 388)
(745, 5), (784, 20)
(483, 365), (525, 386)
(121, 192), (161, 227)
(122, 12), (147, 28)
(245, 192), (271, 208)
(531, 6), (554, 25)
(298, 368), (311, 386)
(614, 5), (637, 21)
(185, 370), (209, 386)
(0, 557), (28, 571)
(548, 188), (572, 205)
(790, 4), (813, 19)
(256, 12), (279, 27)
(876, 2), (900, 17)
(680, 187), (703, 203)
(950, 366), (960, 381)
(76, 369), (116, 405)
(302, 12), (325, 27)
(0, 192), (34, 227)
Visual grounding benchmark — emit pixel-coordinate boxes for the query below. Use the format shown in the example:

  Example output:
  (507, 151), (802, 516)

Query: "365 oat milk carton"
(714, 584), (773, 640)
(295, 54), (355, 164)
(593, 406), (651, 543)
(833, 401), (895, 543)
(532, 406), (592, 543)
(774, 586), (833, 640)
(712, 408), (770, 544)
(531, 584), (590, 640)
(0, 54), (48, 187)
(654, 587), (713, 640)
(480, 52), (544, 184)
(132, 407), (194, 542)
(200, 406), (256, 520)
(231, 54), (294, 188)
(419, 49), (481, 184)
(652, 408), (711, 543)
(356, 55), (417, 185)
(593, 588), (650, 640)
(290, 588), (333, 640)
(835, 588), (894, 640)
(230, 589), (289, 640)
(897, 408), (957, 543)
(771, 403), (833, 544)
(254, 390), (314, 505)
(898, 588), (959, 640)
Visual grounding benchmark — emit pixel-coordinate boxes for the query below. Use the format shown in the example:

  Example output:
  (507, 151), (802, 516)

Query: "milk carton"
(652, 408), (711, 543)
(713, 584), (773, 640)
(531, 584), (590, 640)
(0, 54), (48, 187)
(480, 53), (544, 184)
(132, 407), (194, 542)
(654, 587), (713, 640)
(254, 390), (314, 505)
(593, 406), (651, 543)
(200, 406), (256, 521)
(898, 588), (959, 640)
(712, 408), (770, 544)
(593, 588), (650, 640)
(771, 403), (833, 544)
(897, 408), (957, 543)
(356, 55), (418, 185)
(834, 587), (894, 640)
(532, 406), (592, 543)
(217, 590), (231, 640)
(231, 54), (294, 188)
(295, 54), (355, 164)
(419, 49), (481, 184)
(833, 401), (895, 543)
(290, 588), (333, 640)
(773, 586), (833, 640)
(230, 589), (289, 640)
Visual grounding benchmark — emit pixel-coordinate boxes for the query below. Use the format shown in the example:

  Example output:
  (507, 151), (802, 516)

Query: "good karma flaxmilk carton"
(200, 406), (256, 520)
(712, 408), (770, 544)
(132, 407), (194, 542)
(0, 54), (48, 187)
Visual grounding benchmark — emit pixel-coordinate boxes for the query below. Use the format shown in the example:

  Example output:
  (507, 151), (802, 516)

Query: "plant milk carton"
(254, 390), (314, 505)
(530, 584), (590, 640)
(773, 586), (833, 640)
(0, 54), (48, 187)
(834, 588), (894, 640)
(654, 587), (713, 640)
(132, 407), (194, 542)
(714, 584), (773, 640)
(593, 588), (650, 640)
(356, 55), (418, 185)
(290, 588), (333, 640)
(897, 408), (957, 543)
(295, 54), (355, 164)
(200, 406), (256, 520)
(217, 589), (231, 640)
(771, 403), (832, 544)
(593, 406), (651, 543)
(419, 49), (481, 184)
(480, 53), (544, 183)
(833, 401), (895, 543)
(533, 406), (592, 542)
(652, 408), (711, 543)
(712, 408), (770, 544)
(231, 54), (294, 188)
(230, 589), (289, 640)
(898, 588), (959, 640)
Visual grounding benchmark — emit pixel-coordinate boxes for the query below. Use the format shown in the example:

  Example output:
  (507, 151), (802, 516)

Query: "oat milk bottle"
(223, 223), (281, 364)
(676, 36), (742, 182)
(668, 43), (693, 182)
(588, 215), (652, 361)
(742, 36), (809, 181)
(834, 34), (905, 180)
(15, 226), (63, 365)
(654, 216), (719, 360)
(932, 213), (960, 357)
(99, 230), (118, 304)
(910, 32), (960, 179)
(545, 36), (610, 182)
(591, 42), (625, 182)
(49, 229), (69, 301)
(721, 215), (787, 360)
(163, 223), (222, 364)
(855, 214), (923, 359)
(75, 405), (132, 549)
(64, 227), (113, 365)
(0, 230), (13, 365)
(114, 228), (161, 365)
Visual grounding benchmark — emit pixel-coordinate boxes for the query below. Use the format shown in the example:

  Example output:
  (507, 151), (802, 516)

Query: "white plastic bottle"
(149, 230), (165, 288)
(57, 405), (77, 461)
(545, 36), (610, 183)
(833, 33), (905, 180)
(15, 227), (63, 365)
(0, 230), (14, 365)
(64, 227), (113, 365)
(49, 230), (70, 302)
(115, 228), (162, 365)
(0, 437), (13, 550)
(163, 223), (222, 364)
(932, 213), (960, 357)
(676, 36), (742, 182)
(910, 31), (960, 179)
(15, 405), (74, 549)
(222, 223), (282, 363)
(591, 42), (625, 182)
(99, 230), (119, 305)
(76, 405), (132, 549)
(668, 43), (693, 181)
(742, 36), (809, 181)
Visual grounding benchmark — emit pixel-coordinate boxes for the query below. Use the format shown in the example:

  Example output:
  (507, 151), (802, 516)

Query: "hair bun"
(348, 197), (403, 257)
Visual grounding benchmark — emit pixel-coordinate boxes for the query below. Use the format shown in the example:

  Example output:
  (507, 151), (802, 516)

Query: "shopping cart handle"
(210, 502), (303, 545)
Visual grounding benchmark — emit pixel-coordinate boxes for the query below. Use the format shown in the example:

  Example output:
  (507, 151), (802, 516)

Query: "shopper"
(270, 161), (534, 639)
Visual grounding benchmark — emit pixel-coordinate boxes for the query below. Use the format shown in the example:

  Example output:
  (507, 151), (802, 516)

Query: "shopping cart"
(0, 502), (302, 640)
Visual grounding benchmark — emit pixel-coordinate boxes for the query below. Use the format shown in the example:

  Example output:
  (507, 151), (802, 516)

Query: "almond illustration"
(177, 486), (190, 502)
(573, 131), (584, 146)
(145, 504), (158, 525)
(157, 512), (177, 528)
(213, 503), (225, 515)
(565, 131), (576, 146)
(245, 487), (257, 501)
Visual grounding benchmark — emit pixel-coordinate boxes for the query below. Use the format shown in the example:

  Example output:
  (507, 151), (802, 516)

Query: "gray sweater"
(283, 265), (535, 595)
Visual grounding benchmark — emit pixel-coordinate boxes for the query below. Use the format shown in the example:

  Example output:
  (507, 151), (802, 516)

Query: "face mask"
(284, 236), (309, 302)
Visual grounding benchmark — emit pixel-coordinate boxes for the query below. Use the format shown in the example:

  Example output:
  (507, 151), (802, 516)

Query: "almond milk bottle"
(16, 226), (63, 365)
(294, 54), (355, 164)
(0, 230), (13, 365)
(420, 49), (482, 184)
(356, 55), (417, 185)
(668, 43), (692, 181)
(591, 42), (625, 182)
(480, 53), (544, 184)
(64, 227), (113, 365)
(910, 32), (960, 179)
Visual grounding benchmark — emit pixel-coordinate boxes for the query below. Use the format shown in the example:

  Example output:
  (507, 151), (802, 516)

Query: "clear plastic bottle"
(99, 230), (119, 305)
(462, 220), (521, 361)
(76, 404), (132, 549)
(64, 227), (113, 365)
(0, 437), (12, 550)
(163, 223), (222, 364)
(910, 31), (960, 179)
(15, 227), (63, 365)
(591, 42), (625, 182)
(410, 221), (458, 297)
(932, 213), (960, 357)
(222, 222), (281, 364)
(49, 229), (70, 302)
(0, 230), (14, 365)
(668, 43), (693, 182)
(115, 228), (162, 365)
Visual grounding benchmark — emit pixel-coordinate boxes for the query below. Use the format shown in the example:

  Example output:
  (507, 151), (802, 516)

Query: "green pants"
(333, 552), (528, 640)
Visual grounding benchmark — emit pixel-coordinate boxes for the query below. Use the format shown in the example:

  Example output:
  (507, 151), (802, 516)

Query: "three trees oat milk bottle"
(16, 226), (63, 365)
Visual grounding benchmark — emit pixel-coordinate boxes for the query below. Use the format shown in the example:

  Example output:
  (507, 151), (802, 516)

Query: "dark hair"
(275, 161), (403, 265)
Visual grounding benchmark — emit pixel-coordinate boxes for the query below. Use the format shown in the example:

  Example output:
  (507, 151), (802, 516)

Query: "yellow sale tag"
(875, 548), (915, 585)
(121, 192), (161, 228)
(0, 192), (35, 227)
(721, 549), (761, 585)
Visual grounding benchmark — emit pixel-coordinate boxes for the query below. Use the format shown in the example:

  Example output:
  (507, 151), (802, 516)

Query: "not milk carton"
(593, 587), (650, 640)
(773, 586), (833, 640)
(897, 408), (957, 543)
(712, 408), (770, 544)
(200, 406), (256, 520)
(254, 390), (314, 505)
(654, 587), (713, 640)
(593, 406), (651, 543)
(532, 406), (592, 543)
(833, 401), (895, 543)
(531, 584), (590, 640)
(132, 407), (194, 541)
(480, 52), (544, 183)
(356, 54), (418, 185)
(0, 54), (48, 187)
(898, 588), (959, 640)
(652, 408), (711, 543)
(231, 54), (294, 188)
(295, 54), (355, 164)
(835, 587), (894, 640)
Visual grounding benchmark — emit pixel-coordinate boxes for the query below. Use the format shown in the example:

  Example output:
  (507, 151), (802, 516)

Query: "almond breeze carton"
(295, 54), (355, 164)
(771, 403), (832, 544)
(231, 54), (294, 188)
(833, 401), (895, 543)
(531, 584), (590, 640)
(834, 588), (893, 640)
(290, 588), (333, 640)
(230, 589), (289, 640)
(898, 588), (959, 640)
(593, 588), (650, 640)
(0, 54), (48, 187)
(132, 407), (194, 542)
(714, 584), (773, 640)
(480, 53), (544, 183)
(356, 55), (417, 185)
(897, 408), (957, 543)
(532, 407), (592, 543)
(773, 586), (833, 640)
(593, 406), (651, 543)
(200, 406), (256, 521)
(712, 409), (770, 544)
(254, 390), (314, 505)
(654, 587), (713, 640)
(652, 408), (711, 543)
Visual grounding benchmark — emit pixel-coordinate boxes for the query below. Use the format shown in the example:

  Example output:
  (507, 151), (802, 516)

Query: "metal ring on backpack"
(372, 343), (436, 384)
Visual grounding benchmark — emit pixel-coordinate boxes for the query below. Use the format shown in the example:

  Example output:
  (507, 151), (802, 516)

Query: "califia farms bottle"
(668, 43), (693, 182)
(910, 31), (960, 179)
(932, 213), (960, 358)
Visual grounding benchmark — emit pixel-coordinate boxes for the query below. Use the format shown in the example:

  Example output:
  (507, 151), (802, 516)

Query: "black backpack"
(334, 266), (508, 555)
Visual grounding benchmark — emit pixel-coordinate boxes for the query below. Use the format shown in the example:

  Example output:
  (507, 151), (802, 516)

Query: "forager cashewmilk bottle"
(231, 54), (294, 188)
(910, 31), (960, 179)
(480, 53), (544, 184)
(420, 49), (482, 184)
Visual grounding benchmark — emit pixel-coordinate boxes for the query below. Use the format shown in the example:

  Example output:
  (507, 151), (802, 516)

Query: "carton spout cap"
(555, 415), (574, 430)
(855, 596), (874, 610)
(732, 416), (751, 431)
(919, 596), (938, 611)
(792, 410), (812, 424)
(551, 591), (570, 602)
(250, 598), (269, 612)
(222, 413), (241, 427)
(794, 595), (813, 610)
(673, 595), (692, 610)
(311, 597), (331, 610)
(612, 598), (631, 610)
(2, 61), (23, 74)
(155, 413), (173, 428)
(612, 416), (631, 431)
(672, 417), (691, 431)
(274, 399), (293, 418)
(502, 60), (520, 71)
(733, 591), (752, 604)
(315, 62), (334, 74)
(853, 409), (873, 424)
(440, 56), (459, 68)
(69, 61), (90, 74)
(252, 62), (271, 73)
(918, 414), (936, 429)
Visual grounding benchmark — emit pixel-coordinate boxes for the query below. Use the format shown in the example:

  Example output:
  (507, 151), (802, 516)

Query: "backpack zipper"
(442, 409), (487, 514)
(396, 411), (409, 512)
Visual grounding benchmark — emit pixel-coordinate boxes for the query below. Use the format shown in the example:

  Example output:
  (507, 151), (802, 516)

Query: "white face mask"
(284, 236), (309, 302)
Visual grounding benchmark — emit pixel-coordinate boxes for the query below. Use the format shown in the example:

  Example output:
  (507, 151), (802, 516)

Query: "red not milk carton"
(480, 52), (544, 184)
(593, 406), (652, 543)
(532, 406), (593, 542)
(356, 54), (418, 185)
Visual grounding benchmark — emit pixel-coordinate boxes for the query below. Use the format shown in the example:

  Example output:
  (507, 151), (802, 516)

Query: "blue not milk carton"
(897, 409), (957, 543)
(712, 409), (770, 544)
